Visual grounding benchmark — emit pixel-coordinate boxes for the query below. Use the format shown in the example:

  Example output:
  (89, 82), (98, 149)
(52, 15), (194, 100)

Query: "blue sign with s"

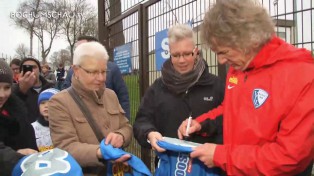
(155, 28), (170, 71)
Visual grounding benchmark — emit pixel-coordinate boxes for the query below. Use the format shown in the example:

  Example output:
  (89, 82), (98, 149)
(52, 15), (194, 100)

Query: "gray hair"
(73, 41), (109, 65)
(168, 23), (195, 45)
(201, 0), (275, 53)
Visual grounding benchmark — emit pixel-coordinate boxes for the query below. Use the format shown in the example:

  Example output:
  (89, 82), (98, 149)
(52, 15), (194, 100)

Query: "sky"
(0, 0), (98, 62)
(1, 0), (312, 62)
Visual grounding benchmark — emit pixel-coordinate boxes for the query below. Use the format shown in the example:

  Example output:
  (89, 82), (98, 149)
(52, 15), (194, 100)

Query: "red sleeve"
(213, 83), (314, 175)
(195, 103), (224, 123)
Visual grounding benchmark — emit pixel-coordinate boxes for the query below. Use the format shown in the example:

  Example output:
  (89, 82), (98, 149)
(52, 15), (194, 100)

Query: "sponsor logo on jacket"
(229, 76), (238, 85)
(175, 153), (191, 176)
(228, 76), (238, 90)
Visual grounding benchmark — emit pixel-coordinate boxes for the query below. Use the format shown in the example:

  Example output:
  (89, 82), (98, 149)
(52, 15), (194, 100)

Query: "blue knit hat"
(38, 88), (60, 105)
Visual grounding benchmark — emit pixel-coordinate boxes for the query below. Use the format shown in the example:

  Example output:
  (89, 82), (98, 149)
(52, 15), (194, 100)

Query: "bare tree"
(12, 0), (63, 63)
(60, 0), (98, 64)
(50, 49), (71, 68)
(15, 43), (29, 59)
(11, 0), (41, 56)
(33, 0), (63, 63)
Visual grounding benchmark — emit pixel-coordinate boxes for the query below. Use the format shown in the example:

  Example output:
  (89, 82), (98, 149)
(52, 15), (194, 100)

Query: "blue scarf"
(100, 139), (152, 176)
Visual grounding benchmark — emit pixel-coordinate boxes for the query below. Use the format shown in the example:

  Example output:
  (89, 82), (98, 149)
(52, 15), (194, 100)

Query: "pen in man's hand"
(184, 115), (192, 140)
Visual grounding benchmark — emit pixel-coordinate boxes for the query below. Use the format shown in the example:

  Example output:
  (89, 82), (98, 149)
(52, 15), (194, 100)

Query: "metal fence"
(99, 0), (314, 171)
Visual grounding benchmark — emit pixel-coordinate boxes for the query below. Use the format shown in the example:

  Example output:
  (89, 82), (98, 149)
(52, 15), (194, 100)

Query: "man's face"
(22, 60), (40, 80)
(169, 38), (198, 74)
(10, 64), (20, 76)
(212, 46), (252, 71)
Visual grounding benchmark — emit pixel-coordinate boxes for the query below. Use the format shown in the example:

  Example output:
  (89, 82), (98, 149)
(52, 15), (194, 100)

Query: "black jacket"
(13, 76), (55, 123)
(133, 66), (225, 148)
(0, 94), (37, 176)
(0, 94), (37, 150)
(0, 141), (24, 176)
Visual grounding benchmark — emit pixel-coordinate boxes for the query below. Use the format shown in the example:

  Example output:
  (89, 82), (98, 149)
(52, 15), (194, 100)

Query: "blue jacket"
(100, 139), (151, 176)
(155, 139), (222, 176)
(63, 61), (130, 119)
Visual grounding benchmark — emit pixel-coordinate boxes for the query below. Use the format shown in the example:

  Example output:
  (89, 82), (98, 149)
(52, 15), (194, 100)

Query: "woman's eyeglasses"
(78, 65), (108, 77)
(170, 47), (196, 59)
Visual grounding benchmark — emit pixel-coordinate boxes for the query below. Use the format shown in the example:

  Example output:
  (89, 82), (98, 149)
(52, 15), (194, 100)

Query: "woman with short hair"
(48, 42), (132, 176)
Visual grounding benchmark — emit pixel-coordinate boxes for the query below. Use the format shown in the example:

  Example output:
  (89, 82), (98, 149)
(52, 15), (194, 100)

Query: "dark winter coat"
(0, 94), (37, 176)
(0, 94), (37, 150)
(133, 65), (225, 148)
(13, 76), (55, 123)
(0, 141), (24, 176)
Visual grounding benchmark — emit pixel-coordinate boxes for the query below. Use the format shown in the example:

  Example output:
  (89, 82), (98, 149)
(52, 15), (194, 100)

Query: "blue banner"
(155, 28), (170, 71)
(113, 43), (132, 74)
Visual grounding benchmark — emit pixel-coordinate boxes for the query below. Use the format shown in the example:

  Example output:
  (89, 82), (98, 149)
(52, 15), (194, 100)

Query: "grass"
(123, 74), (156, 171)
(123, 74), (140, 124)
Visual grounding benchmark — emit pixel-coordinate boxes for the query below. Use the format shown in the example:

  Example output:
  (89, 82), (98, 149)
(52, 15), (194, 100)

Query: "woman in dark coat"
(133, 24), (225, 150)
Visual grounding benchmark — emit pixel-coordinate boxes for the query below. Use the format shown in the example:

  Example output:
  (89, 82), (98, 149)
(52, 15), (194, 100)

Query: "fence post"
(138, 3), (152, 170)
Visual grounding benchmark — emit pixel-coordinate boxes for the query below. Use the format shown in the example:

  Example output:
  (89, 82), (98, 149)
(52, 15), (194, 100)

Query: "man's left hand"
(190, 143), (217, 168)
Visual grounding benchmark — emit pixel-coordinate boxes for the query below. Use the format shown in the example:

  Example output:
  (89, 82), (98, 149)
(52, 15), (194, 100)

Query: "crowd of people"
(0, 0), (313, 175)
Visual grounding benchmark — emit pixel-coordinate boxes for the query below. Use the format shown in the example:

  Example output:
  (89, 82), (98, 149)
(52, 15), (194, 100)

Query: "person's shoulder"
(272, 57), (313, 80)
(49, 89), (69, 102)
(104, 88), (116, 97)
(40, 76), (55, 88)
(107, 61), (120, 71)
(103, 88), (120, 103)
(147, 78), (164, 91)
(6, 94), (27, 114)
(151, 77), (163, 87)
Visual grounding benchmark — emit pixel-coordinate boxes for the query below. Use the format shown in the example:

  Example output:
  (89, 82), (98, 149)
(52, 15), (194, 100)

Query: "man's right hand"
(147, 131), (165, 152)
(177, 119), (202, 140)
(18, 71), (36, 94)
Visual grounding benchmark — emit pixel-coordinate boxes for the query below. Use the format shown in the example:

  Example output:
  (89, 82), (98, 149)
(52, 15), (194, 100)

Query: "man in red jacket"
(178, 0), (314, 175)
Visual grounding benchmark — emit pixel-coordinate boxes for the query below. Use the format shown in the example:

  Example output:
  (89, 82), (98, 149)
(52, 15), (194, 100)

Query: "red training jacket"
(196, 36), (314, 175)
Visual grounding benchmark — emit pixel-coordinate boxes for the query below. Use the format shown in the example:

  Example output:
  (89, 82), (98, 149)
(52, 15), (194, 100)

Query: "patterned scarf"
(161, 57), (205, 94)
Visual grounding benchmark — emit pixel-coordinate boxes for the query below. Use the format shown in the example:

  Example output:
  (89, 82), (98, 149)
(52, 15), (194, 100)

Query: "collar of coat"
(71, 76), (105, 105)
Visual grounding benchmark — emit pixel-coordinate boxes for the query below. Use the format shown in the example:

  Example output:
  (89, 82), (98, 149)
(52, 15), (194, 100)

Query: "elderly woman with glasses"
(133, 24), (225, 161)
(48, 42), (132, 175)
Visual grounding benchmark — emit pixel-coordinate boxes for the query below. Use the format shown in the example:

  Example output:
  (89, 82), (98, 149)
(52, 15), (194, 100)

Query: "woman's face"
(42, 66), (48, 74)
(0, 83), (11, 109)
(169, 38), (198, 74)
(212, 46), (253, 71)
(73, 58), (107, 91)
